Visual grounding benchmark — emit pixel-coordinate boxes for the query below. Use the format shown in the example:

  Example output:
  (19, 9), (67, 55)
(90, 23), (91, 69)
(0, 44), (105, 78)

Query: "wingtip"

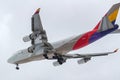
(114, 49), (119, 53)
(34, 8), (40, 14)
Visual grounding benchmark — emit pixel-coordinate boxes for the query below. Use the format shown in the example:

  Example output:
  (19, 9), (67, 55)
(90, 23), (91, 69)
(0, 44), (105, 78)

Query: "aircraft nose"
(7, 57), (15, 64)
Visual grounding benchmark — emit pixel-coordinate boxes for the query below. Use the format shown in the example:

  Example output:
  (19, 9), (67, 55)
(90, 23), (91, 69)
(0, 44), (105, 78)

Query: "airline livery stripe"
(108, 9), (119, 22)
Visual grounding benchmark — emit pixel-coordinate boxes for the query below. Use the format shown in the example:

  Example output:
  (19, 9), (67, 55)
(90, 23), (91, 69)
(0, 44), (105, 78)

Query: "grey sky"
(0, 0), (120, 80)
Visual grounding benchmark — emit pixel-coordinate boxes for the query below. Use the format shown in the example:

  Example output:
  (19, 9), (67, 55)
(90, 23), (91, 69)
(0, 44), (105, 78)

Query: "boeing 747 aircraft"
(8, 3), (120, 70)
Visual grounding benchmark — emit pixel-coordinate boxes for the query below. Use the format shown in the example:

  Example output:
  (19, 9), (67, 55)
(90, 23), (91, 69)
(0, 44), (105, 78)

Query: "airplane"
(8, 3), (120, 70)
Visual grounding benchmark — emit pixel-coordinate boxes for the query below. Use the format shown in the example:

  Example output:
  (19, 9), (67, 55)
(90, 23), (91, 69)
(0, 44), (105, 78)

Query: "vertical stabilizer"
(107, 3), (120, 25)
(93, 3), (120, 32)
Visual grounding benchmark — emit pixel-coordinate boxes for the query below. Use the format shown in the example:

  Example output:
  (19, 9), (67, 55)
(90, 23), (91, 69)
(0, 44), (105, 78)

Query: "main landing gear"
(53, 54), (66, 65)
(16, 64), (19, 70)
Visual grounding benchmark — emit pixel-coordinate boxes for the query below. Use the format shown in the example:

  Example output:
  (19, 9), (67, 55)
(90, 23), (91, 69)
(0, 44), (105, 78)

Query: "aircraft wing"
(52, 49), (118, 66)
(62, 49), (118, 59)
(31, 8), (48, 45)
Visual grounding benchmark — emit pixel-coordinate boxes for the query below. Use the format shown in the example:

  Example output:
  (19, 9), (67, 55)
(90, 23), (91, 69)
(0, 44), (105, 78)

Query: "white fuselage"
(7, 35), (80, 64)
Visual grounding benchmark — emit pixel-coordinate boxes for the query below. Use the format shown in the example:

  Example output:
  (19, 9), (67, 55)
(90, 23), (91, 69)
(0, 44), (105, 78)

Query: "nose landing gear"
(16, 64), (19, 70)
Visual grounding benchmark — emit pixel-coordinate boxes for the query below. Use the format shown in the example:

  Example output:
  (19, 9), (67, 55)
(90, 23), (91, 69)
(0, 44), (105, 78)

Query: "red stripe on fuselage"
(72, 24), (101, 50)
(72, 31), (95, 50)
(72, 21), (101, 50)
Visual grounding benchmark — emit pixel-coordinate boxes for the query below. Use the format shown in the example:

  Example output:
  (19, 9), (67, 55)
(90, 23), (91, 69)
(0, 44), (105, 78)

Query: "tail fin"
(107, 3), (120, 25)
(93, 3), (120, 31)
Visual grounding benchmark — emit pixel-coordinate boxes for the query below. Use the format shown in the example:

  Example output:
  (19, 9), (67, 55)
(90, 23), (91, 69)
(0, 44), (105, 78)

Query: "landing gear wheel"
(43, 54), (48, 59)
(53, 53), (66, 65)
(58, 59), (63, 65)
(16, 66), (19, 70)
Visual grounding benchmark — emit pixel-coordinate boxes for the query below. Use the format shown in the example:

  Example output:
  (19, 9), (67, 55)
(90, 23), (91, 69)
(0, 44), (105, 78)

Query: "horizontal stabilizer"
(111, 29), (120, 34)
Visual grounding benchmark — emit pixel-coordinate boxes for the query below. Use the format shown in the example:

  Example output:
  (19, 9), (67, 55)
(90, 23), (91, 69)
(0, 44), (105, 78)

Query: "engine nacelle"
(28, 46), (35, 53)
(23, 35), (31, 42)
(53, 61), (61, 67)
(23, 33), (42, 42)
(77, 58), (91, 64)
(23, 33), (36, 42)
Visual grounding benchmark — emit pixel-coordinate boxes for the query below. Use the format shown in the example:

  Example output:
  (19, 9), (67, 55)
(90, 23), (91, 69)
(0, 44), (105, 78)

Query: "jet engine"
(23, 33), (37, 42)
(23, 35), (31, 42)
(77, 58), (91, 64)
(28, 46), (35, 53)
